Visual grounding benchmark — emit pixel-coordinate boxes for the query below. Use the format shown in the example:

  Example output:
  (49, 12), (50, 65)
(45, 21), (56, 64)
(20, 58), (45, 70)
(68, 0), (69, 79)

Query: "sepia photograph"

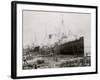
(22, 10), (91, 70)
(11, 1), (97, 79)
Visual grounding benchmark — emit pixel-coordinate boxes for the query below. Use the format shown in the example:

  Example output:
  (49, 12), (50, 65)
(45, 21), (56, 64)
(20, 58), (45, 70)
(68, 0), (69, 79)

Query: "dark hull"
(55, 37), (84, 56)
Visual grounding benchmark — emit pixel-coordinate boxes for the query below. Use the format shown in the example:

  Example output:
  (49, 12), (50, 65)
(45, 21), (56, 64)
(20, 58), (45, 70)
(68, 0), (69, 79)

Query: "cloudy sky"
(23, 10), (91, 52)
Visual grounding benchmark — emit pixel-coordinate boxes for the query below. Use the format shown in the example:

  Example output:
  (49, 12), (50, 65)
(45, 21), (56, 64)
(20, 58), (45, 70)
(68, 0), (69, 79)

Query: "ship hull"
(54, 37), (84, 57)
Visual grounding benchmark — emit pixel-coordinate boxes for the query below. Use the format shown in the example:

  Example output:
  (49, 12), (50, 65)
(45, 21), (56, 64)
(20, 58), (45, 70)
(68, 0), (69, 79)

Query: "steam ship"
(25, 15), (84, 57)
(45, 15), (84, 57)
(23, 15), (86, 69)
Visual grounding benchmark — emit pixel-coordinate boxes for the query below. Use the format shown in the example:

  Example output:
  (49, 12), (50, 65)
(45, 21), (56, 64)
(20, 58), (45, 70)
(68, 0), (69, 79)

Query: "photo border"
(11, 1), (98, 79)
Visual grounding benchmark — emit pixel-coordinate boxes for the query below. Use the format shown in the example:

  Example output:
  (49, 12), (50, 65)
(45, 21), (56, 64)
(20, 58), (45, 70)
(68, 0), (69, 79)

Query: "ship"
(45, 15), (84, 57)
(24, 14), (84, 57)
(23, 14), (85, 69)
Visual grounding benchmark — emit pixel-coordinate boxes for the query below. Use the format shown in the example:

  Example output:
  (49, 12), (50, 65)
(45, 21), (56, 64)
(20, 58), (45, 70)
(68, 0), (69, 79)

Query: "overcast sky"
(23, 10), (91, 52)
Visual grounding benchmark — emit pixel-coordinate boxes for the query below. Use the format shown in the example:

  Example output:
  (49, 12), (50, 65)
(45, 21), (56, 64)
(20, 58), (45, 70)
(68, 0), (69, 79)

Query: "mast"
(61, 14), (77, 40)
(34, 31), (36, 46)
(60, 14), (68, 43)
